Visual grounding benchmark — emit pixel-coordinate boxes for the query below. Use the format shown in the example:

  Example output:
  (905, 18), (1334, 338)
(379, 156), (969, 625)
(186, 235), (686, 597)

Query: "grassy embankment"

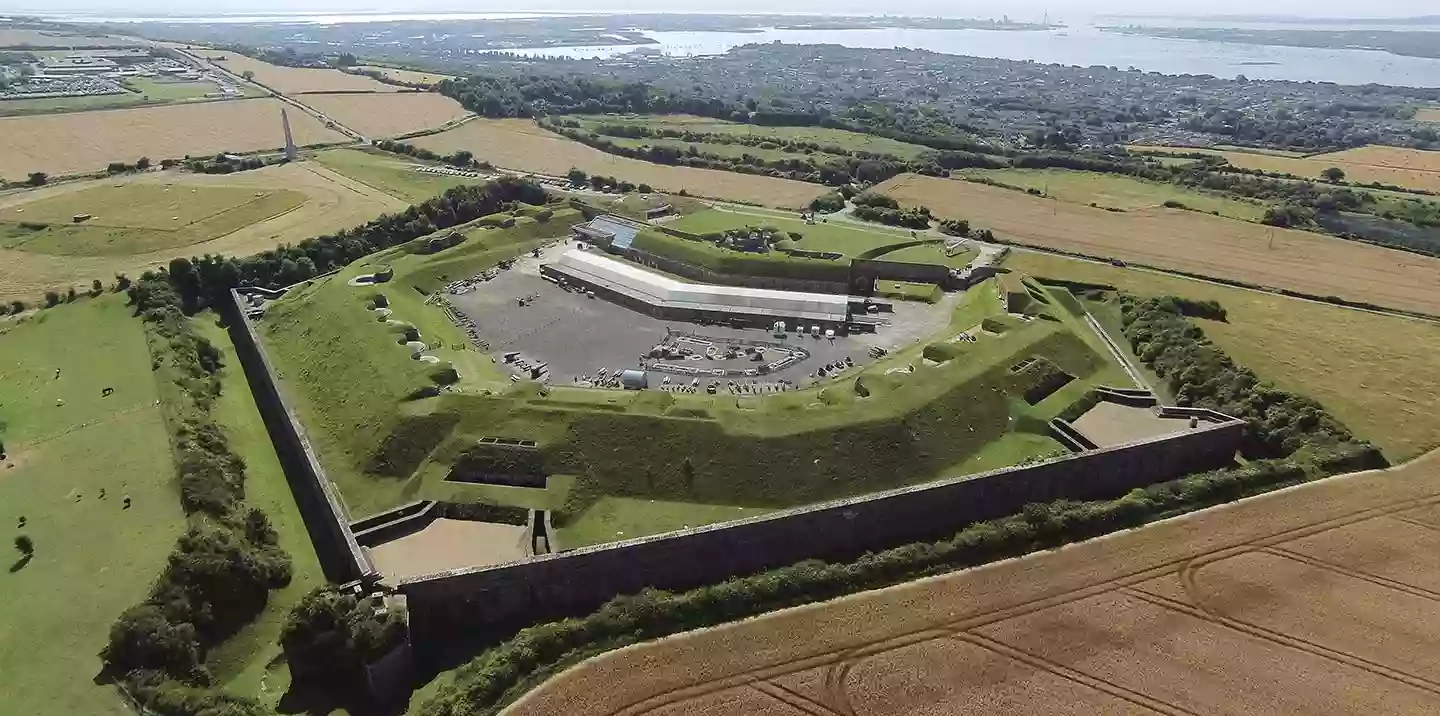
(0, 297), (182, 716)
(1, 183), (307, 256)
(1005, 250), (1440, 462)
(189, 317), (325, 709)
(261, 208), (583, 518)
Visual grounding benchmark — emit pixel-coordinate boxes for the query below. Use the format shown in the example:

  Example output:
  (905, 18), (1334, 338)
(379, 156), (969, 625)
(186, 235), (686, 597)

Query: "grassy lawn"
(1, 183), (306, 256)
(314, 148), (489, 204)
(945, 431), (1068, 477)
(960, 168), (1268, 221)
(574, 114), (934, 159)
(0, 297), (184, 716)
(555, 497), (773, 549)
(1006, 250), (1440, 461)
(191, 316), (326, 709)
(668, 209), (904, 257)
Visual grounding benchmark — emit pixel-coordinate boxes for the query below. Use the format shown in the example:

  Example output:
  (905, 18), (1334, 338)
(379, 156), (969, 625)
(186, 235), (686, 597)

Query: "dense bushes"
(853, 203), (932, 229)
(281, 587), (406, 688)
(420, 440), (1375, 716)
(102, 277), (293, 714)
(809, 191), (846, 213)
(434, 501), (529, 525)
(1122, 296), (1367, 458)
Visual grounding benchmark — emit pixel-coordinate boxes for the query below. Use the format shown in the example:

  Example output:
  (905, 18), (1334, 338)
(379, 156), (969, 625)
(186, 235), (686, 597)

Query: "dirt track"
(877, 173), (1440, 317)
(0, 162), (405, 300)
(506, 449), (1440, 716)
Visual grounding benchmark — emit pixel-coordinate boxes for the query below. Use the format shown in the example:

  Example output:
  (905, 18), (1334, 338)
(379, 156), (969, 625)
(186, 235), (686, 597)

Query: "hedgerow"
(101, 277), (293, 715)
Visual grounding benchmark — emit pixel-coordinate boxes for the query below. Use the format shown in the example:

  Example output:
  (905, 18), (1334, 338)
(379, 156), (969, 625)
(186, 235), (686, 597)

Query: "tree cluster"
(280, 588), (405, 688)
(1122, 296), (1364, 458)
(851, 192), (933, 229)
(371, 139), (486, 169)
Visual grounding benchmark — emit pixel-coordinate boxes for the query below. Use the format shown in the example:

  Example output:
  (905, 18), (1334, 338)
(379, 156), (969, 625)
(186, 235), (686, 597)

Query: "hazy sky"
(15, 0), (1440, 21)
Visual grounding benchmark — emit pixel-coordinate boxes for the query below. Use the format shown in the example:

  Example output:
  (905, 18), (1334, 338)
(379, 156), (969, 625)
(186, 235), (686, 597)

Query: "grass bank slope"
(878, 172), (1440, 317)
(1007, 250), (1440, 461)
(0, 298), (183, 716)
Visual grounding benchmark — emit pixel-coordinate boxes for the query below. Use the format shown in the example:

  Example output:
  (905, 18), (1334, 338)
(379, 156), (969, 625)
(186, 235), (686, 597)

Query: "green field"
(573, 114), (934, 160)
(314, 148), (490, 204)
(0, 298), (184, 716)
(961, 168), (1268, 220)
(1005, 250), (1440, 461)
(1, 183), (307, 256)
(191, 317), (325, 708)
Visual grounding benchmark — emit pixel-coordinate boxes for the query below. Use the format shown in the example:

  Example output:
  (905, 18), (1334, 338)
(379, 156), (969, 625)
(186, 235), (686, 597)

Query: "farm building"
(541, 249), (853, 329)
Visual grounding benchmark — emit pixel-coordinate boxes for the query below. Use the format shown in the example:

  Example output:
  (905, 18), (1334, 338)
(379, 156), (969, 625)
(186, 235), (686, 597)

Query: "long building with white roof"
(541, 248), (854, 328)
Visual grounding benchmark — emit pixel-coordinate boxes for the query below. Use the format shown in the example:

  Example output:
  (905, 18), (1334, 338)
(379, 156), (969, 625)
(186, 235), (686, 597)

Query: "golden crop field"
(355, 66), (456, 86)
(1005, 251), (1440, 462)
(876, 173), (1440, 317)
(0, 98), (350, 181)
(298, 92), (471, 138)
(410, 119), (830, 208)
(0, 29), (141, 47)
(192, 50), (400, 94)
(1311, 145), (1440, 173)
(0, 162), (406, 300)
(1419, 108), (1440, 122)
(1128, 144), (1440, 193)
(508, 450), (1440, 716)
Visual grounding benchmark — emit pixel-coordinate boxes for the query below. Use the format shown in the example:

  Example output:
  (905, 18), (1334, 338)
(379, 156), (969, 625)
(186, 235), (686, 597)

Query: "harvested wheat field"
(1004, 251), (1440, 463)
(1128, 145), (1440, 193)
(191, 50), (400, 94)
(1310, 145), (1440, 173)
(0, 162), (405, 300)
(0, 98), (349, 181)
(507, 449), (1440, 716)
(356, 66), (456, 86)
(1420, 108), (1440, 122)
(876, 173), (1440, 317)
(298, 92), (471, 138)
(411, 119), (829, 208)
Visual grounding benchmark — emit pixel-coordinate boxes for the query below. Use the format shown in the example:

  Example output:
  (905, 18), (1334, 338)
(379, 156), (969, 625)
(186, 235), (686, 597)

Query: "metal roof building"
(544, 249), (851, 324)
(571, 216), (641, 251)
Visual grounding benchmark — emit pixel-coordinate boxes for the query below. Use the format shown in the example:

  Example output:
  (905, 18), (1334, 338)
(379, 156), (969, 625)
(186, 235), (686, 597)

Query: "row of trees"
(102, 276), (293, 716)
(372, 139), (490, 169)
(851, 191), (934, 229)
(158, 177), (547, 311)
(1122, 296), (1364, 458)
(565, 168), (652, 194)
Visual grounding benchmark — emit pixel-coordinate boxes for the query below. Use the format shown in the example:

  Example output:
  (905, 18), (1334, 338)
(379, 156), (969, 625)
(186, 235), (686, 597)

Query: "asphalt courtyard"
(445, 248), (955, 388)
